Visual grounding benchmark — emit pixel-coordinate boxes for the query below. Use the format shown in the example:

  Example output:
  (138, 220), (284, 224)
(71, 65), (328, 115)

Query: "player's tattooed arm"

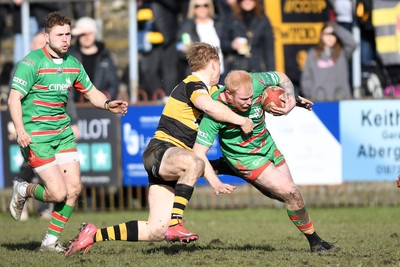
(278, 74), (295, 97)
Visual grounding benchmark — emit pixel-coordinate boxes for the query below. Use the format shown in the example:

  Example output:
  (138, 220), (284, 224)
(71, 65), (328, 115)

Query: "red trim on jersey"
(34, 99), (65, 107)
(63, 68), (80, 73)
(31, 125), (69, 136)
(32, 115), (67, 121)
(248, 139), (266, 154)
(254, 95), (262, 104)
(74, 81), (89, 93)
(274, 148), (283, 159)
(239, 127), (266, 147)
(27, 149), (55, 168)
(236, 157), (286, 182)
(34, 84), (49, 90)
(42, 47), (52, 60)
(253, 115), (265, 128)
(38, 69), (57, 74)
(38, 68), (80, 74)
(217, 92), (226, 103)
(237, 160), (272, 181)
(52, 211), (68, 222)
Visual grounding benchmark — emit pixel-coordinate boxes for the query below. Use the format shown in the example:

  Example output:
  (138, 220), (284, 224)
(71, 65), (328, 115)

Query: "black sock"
(305, 232), (322, 246)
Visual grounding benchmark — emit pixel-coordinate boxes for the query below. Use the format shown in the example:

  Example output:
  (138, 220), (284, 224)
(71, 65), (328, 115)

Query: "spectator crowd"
(0, 0), (399, 103)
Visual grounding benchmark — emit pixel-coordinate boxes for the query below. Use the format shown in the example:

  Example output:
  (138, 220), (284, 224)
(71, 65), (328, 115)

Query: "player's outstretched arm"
(192, 142), (237, 196)
(84, 87), (128, 115)
(194, 94), (253, 134)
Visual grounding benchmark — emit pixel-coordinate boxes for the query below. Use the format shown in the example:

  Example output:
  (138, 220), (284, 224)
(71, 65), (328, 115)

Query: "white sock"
(42, 233), (58, 245)
(18, 183), (28, 197)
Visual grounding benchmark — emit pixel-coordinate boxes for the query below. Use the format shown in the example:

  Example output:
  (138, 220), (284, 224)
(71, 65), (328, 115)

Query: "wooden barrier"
(0, 182), (399, 214)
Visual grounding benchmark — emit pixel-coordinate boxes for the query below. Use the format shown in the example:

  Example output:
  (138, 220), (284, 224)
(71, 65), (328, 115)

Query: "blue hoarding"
(121, 106), (244, 186)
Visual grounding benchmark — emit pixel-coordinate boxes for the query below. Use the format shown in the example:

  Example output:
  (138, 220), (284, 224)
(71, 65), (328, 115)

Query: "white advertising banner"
(340, 100), (400, 181)
(265, 107), (342, 185)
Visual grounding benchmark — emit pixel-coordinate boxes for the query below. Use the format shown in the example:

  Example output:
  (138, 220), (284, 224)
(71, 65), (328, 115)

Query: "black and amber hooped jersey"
(154, 74), (218, 150)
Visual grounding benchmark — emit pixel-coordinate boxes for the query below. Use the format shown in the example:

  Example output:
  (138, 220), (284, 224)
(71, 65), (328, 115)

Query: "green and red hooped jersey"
(11, 47), (94, 143)
(196, 71), (284, 172)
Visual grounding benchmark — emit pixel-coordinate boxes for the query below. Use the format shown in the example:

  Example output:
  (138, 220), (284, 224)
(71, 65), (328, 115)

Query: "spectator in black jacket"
(177, 0), (227, 80)
(225, 0), (275, 73)
(69, 17), (120, 102)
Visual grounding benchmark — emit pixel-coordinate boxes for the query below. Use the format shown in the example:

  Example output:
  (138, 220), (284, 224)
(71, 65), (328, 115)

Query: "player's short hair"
(42, 11), (71, 34)
(186, 42), (220, 72)
(224, 70), (252, 94)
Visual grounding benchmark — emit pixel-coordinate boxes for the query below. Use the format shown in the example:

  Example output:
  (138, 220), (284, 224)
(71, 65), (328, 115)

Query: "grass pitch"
(1, 206), (400, 267)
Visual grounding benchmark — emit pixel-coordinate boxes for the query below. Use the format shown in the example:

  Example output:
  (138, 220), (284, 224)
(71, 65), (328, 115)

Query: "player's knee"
(75, 181), (83, 193)
(284, 185), (304, 205)
(47, 187), (68, 202)
(67, 181), (83, 200)
(193, 156), (205, 175)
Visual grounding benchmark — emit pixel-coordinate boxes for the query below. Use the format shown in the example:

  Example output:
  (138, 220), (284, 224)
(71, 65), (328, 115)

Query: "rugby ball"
(261, 86), (287, 113)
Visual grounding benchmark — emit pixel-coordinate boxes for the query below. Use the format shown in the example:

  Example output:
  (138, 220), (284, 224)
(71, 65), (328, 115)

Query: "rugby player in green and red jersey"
(193, 70), (337, 252)
(8, 12), (128, 253)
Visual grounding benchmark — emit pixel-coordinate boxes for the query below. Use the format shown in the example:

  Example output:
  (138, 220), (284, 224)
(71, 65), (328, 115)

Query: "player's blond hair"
(186, 42), (220, 72)
(224, 70), (253, 94)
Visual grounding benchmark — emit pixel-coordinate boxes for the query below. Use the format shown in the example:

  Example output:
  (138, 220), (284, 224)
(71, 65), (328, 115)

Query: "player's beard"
(49, 43), (69, 57)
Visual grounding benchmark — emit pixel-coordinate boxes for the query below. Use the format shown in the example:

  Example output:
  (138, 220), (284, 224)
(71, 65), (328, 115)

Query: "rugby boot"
(39, 241), (66, 253)
(310, 239), (338, 253)
(9, 177), (28, 221)
(65, 222), (97, 256)
(165, 220), (199, 243)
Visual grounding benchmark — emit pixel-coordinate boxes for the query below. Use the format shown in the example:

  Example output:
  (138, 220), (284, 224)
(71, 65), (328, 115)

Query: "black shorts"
(142, 138), (177, 187)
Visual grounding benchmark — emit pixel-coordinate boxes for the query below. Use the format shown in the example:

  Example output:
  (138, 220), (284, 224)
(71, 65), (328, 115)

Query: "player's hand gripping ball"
(261, 86), (287, 113)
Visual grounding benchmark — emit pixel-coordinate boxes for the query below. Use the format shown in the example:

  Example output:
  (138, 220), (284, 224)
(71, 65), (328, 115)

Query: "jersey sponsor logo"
(251, 157), (261, 167)
(197, 130), (208, 138)
(22, 58), (35, 66)
(13, 77), (27, 86)
(48, 83), (70, 92)
(196, 89), (209, 95)
(249, 107), (263, 119)
(56, 66), (63, 75)
(48, 78), (72, 93)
